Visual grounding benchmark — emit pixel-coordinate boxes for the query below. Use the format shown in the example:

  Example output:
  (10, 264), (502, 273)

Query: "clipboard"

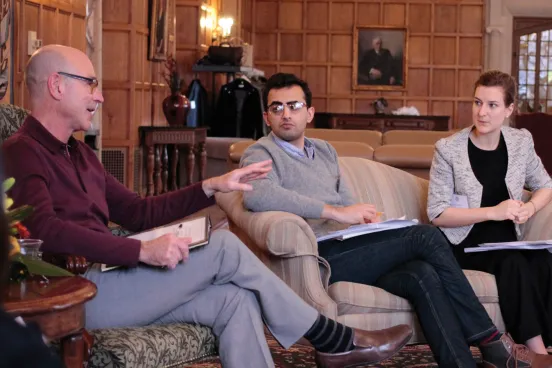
(100, 215), (212, 272)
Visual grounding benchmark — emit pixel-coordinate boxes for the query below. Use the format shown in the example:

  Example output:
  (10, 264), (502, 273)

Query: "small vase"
(162, 92), (190, 126)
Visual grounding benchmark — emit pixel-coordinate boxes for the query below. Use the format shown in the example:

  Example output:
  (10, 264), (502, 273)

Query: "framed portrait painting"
(353, 26), (408, 91)
(149, 0), (169, 61)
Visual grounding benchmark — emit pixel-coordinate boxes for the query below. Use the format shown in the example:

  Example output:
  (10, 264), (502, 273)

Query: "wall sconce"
(200, 4), (216, 30)
(218, 17), (234, 38)
(200, 15), (215, 29)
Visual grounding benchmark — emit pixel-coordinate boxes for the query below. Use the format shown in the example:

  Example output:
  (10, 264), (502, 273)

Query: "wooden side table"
(139, 127), (208, 197)
(4, 276), (97, 368)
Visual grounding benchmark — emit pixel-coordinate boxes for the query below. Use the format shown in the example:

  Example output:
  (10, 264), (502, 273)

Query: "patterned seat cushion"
(84, 227), (217, 367)
(89, 323), (217, 368)
(0, 104), (29, 143)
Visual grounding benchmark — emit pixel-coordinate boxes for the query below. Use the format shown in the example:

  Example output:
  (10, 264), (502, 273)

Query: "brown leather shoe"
(480, 334), (552, 368)
(314, 324), (413, 368)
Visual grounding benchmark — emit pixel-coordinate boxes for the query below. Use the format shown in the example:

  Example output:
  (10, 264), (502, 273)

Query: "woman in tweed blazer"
(428, 70), (552, 354)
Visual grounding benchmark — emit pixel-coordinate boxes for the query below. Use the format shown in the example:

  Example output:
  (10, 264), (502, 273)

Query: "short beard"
(278, 130), (302, 142)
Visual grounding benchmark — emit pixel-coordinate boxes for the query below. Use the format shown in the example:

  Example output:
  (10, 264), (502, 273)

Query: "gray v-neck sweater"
(240, 136), (356, 224)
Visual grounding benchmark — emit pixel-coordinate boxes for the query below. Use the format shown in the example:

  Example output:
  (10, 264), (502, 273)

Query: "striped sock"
(303, 314), (354, 353)
(476, 330), (503, 346)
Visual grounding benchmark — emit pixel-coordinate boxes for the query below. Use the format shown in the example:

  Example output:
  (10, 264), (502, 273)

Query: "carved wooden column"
(171, 145), (179, 191)
(154, 146), (162, 195)
(161, 145), (169, 194)
(186, 144), (195, 186)
(198, 142), (207, 181)
(146, 145), (155, 196)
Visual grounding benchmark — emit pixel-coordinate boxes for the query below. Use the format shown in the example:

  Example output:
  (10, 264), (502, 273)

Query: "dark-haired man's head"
(262, 73), (314, 148)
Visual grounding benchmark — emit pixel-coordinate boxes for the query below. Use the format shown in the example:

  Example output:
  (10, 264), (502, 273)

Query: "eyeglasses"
(267, 101), (307, 116)
(58, 72), (99, 94)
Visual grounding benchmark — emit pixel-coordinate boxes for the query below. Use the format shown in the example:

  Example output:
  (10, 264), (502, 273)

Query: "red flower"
(14, 222), (30, 239)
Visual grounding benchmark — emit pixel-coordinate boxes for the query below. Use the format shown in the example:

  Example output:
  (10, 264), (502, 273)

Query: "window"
(513, 18), (552, 113)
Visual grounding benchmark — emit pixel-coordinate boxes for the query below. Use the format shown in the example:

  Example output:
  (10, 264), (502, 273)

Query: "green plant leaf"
(6, 205), (33, 223)
(3, 177), (15, 193)
(15, 254), (74, 277)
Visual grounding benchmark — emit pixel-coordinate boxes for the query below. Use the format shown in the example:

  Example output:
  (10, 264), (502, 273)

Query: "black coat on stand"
(186, 79), (210, 128)
(211, 78), (264, 139)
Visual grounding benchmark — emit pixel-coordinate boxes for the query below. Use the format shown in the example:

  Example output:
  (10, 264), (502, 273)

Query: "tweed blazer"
(427, 125), (552, 245)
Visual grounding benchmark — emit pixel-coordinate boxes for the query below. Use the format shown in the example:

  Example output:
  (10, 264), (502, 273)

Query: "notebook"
(101, 215), (212, 272)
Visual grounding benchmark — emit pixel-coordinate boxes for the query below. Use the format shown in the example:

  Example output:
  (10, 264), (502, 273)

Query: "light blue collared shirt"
(270, 132), (315, 160)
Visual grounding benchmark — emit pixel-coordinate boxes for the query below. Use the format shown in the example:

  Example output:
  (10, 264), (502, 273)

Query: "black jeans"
(318, 224), (496, 368)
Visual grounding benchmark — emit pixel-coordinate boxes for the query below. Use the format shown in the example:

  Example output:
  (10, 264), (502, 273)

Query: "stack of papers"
(464, 240), (552, 253)
(316, 217), (419, 242)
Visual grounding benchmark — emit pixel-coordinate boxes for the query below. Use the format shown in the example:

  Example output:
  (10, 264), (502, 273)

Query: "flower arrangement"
(163, 54), (183, 95)
(4, 178), (72, 281)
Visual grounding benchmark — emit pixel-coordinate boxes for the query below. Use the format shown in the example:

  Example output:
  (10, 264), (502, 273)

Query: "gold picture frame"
(353, 26), (408, 91)
(149, 0), (169, 61)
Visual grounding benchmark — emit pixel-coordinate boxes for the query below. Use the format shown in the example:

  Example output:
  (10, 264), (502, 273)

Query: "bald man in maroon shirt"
(1, 45), (412, 368)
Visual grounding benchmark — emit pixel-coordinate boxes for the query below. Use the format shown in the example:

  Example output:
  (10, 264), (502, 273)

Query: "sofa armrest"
(216, 191), (339, 318)
(522, 198), (552, 241)
(216, 191), (319, 257)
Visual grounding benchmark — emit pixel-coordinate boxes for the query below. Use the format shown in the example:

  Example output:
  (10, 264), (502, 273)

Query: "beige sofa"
(305, 129), (458, 179)
(225, 129), (457, 179)
(216, 156), (552, 343)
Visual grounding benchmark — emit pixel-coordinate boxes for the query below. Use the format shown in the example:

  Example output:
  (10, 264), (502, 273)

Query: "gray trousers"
(84, 230), (318, 368)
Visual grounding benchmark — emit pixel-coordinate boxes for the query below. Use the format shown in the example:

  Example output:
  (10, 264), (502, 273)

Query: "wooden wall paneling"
(14, 0), (86, 109)
(249, 0), (485, 128)
(101, 0), (160, 189)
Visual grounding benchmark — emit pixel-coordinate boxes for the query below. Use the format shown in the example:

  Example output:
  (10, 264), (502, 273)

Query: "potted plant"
(162, 55), (190, 126)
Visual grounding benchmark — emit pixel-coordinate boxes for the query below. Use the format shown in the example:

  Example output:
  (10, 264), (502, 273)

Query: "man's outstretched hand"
(202, 160), (272, 197)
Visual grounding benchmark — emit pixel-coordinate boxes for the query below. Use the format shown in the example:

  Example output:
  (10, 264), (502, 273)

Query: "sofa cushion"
(328, 142), (374, 160)
(207, 137), (254, 160)
(327, 270), (498, 316)
(305, 128), (383, 149)
(374, 145), (434, 169)
(382, 130), (456, 145)
(88, 323), (216, 368)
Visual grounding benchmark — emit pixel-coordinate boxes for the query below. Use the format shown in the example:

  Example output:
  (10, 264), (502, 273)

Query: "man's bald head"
(25, 45), (88, 99)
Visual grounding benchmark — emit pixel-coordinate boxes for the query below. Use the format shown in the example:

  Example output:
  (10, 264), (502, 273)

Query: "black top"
(458, 133), (517, 248)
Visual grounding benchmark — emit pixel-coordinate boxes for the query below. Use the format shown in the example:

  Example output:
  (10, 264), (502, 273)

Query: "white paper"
(316, 216), (419, 242)
(464, 240), (552, 253)
(128, 217), (207, 243)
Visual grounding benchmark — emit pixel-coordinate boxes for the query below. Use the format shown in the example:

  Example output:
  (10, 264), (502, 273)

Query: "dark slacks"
(318, 224), (496, 368)
(453, 247), (552, 345)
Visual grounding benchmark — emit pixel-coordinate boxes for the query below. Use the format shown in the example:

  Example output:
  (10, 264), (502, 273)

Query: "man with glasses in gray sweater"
(240, 72), (552, 368)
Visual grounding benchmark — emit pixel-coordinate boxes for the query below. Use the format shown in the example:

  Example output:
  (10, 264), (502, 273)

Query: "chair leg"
(62, 329), (92, 368)
(83, 329), (94, 364)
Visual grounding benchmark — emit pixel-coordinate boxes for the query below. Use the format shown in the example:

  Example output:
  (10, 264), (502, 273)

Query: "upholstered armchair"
(217, 155), (552, 343)
(0, 104), (217, 368)
(0, 104), (90, 274)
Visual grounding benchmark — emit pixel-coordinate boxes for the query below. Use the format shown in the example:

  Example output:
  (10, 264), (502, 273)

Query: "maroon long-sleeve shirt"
(2, 116), (215, 266)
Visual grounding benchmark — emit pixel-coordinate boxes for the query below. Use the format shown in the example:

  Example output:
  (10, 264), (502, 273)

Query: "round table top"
(3, 276), (97, 316)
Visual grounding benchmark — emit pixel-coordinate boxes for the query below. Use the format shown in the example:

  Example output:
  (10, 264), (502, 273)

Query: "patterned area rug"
(184, 332), (483, 367)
